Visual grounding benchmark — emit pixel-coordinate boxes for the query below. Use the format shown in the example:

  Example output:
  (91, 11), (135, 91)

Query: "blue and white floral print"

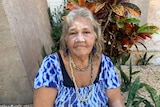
(34, 54), (120, 107)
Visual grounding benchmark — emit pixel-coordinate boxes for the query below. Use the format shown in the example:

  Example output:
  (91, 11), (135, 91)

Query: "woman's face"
(66, 17), (96, 57)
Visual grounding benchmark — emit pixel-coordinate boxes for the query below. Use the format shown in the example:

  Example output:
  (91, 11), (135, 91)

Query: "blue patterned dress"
(34, 53), (120, 107)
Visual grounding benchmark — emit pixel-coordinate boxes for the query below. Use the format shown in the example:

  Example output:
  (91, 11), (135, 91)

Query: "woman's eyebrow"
(68, 26), (76, 31)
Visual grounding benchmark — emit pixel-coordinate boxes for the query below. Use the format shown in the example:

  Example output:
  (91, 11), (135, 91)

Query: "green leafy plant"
(48, 7), (64, 53)
(125, 78), (160, 107)
(116, 59), (140, 92)
(112, 53), (130, 65)
(116, 60), (160, 107)
(125, 76), (141, 107)
(136, 52), (154, 65)
(125, 77), (154, 107)
(142, 83), (160, 107)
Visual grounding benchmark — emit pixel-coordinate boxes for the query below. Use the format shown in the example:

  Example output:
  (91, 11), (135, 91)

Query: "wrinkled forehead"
(69, 21), (91, 31)
(68, 17), (93, 30)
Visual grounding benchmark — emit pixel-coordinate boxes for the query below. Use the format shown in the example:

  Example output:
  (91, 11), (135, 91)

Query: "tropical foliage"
(61, 0), (159, 60)
(49, 0), (159, 60)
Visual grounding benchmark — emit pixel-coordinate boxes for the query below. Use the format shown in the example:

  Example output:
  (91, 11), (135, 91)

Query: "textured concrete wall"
(0, 0), (53, 104)
(146, 0), (160, 65)
(130, 0), (160, 65)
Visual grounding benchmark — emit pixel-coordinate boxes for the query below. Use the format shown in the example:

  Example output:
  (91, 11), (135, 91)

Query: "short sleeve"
(101, 54), (120, 89)
(34, 54), (61, 89)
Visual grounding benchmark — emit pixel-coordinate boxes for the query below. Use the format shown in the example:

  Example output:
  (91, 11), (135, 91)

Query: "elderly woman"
(34, 7), (125, 107)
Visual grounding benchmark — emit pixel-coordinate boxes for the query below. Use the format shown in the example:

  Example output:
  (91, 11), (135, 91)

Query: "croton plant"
(49, 0), (159, 60)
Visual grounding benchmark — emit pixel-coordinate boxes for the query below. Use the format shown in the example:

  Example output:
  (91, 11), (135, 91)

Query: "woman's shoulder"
(99, 54), (120, 88)
(34, 52), (62, 89)
(41, 53), (60, 65)
(38, 52), (61, 74)
(101, 54), (115, 73)
(101, 53), (113, 63)
(44, 53), (58, 61)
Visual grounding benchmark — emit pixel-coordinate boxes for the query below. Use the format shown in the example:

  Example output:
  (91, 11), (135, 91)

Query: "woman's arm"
(33, 87), (57, 107)
(106, 87), (125, 107)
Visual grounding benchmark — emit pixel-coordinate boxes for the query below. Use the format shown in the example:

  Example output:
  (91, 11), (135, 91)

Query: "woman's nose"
(75, 33), (85, 42)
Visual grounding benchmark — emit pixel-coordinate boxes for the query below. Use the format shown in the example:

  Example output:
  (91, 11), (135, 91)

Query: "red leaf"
(67, 2), (78, 10)
(124, 23), (132, 34)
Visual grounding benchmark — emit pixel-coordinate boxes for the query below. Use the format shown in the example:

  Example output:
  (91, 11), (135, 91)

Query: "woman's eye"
(84, 31), (90, 34)
(69, 32), (77, 35)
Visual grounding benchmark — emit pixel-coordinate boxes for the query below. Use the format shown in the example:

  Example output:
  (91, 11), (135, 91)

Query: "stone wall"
(0, 0), (53, 104)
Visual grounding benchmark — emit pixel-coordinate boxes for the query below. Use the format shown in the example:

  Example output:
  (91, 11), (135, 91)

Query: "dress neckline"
(57, 51), (101, 88)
